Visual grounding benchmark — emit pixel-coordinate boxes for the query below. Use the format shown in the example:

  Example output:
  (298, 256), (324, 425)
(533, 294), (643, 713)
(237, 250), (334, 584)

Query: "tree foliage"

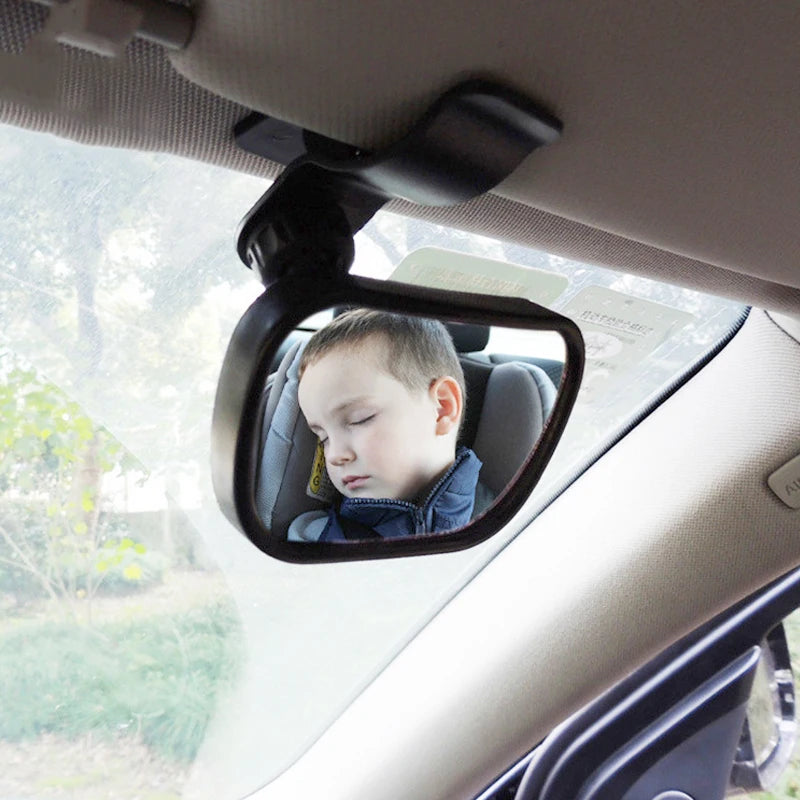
(0, 351), (148, 620)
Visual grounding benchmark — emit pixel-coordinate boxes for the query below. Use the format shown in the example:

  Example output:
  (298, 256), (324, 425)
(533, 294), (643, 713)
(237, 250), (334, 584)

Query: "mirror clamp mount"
(235, 79), (561, 288)
(237, 164), (359, 289)
(213, 80), (582, 563)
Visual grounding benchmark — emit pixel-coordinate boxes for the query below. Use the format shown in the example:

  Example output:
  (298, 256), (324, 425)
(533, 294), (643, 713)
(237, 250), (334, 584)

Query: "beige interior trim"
(769, 312), (800, 346)
(394, 196), (800, 315)
(244, 310), (800, 800)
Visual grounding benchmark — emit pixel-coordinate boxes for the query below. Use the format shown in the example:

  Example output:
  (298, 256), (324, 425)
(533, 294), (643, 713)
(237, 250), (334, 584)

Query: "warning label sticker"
(561, 286), (695, 403)
(306, 440), (336, 502)
(389, 247), (569, 306)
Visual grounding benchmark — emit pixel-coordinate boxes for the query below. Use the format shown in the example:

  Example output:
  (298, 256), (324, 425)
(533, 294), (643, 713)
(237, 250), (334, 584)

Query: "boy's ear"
(430, 376), (463, 436)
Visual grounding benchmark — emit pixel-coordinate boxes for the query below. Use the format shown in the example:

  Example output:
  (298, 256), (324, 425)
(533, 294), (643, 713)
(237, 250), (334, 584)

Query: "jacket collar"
(330, 447), (482, 539)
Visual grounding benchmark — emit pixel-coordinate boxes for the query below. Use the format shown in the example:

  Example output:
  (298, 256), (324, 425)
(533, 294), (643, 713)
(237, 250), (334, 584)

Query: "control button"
(768, 452), (800, 509)
(652, 793), (694, 800)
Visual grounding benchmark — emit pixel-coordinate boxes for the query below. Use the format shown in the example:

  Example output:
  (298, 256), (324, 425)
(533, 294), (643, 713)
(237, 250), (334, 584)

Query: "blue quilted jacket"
(318, 447), (482, 541)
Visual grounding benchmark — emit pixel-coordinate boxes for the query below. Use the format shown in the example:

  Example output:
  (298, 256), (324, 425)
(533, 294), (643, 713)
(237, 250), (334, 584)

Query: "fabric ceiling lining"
(2, 0), (799, 313)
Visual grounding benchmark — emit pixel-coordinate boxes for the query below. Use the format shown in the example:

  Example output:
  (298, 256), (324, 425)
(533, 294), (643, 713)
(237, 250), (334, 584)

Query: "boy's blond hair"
(299, 309), (466, 402)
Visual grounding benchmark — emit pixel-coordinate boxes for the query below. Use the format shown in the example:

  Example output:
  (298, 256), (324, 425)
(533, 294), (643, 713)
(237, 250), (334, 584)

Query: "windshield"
(0, 125), (745, 799)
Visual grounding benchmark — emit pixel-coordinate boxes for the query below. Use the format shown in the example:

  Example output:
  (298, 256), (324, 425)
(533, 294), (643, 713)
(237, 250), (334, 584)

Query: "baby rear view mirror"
(211, 80), (585, 562)
(214, 292), (581, 562)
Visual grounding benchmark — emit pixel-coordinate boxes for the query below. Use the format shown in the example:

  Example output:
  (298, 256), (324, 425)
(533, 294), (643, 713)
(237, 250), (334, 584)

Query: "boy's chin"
(342, 488), (382, 500)
(340, 484), (398, 501)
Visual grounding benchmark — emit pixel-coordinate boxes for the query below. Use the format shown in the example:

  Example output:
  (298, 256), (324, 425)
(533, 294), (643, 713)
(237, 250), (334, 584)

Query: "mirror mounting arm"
(236, 163), (361, 289)
(235, 79), (561, 287)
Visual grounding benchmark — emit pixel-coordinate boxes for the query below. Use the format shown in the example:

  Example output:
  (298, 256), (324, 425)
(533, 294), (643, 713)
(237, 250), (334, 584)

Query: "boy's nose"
(326, 438), (354, 466)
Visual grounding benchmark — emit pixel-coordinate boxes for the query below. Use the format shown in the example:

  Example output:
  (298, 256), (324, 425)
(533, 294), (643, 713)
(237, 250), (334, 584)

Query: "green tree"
(0, 127), (265, 471)
(0, 351), (146, 622)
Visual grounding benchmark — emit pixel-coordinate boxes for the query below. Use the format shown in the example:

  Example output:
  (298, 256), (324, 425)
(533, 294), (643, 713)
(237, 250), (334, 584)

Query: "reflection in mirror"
(730, 621), (797, 795)
(254, 307), (566, 544)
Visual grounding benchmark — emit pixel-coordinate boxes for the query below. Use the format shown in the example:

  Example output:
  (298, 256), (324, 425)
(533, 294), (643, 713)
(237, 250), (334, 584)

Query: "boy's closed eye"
(313, 413), (376, 450)
(348, 413), (376, 427)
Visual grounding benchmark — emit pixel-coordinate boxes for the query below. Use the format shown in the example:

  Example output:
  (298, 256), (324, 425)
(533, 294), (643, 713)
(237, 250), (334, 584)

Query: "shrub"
(0, 599), (242, 761)
(93, 547), (169, 596)
(0, 359), (152, 617)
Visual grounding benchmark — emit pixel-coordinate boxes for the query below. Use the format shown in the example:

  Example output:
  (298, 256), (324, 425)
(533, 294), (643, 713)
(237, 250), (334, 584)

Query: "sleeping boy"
(288, 309), (484, 541)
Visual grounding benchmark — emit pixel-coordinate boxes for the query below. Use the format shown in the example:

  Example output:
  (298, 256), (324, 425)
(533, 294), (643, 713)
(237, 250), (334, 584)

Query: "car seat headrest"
(470, 361), (557, 493)
(255, 340), (328, 535)
(445, 322), (490, 353)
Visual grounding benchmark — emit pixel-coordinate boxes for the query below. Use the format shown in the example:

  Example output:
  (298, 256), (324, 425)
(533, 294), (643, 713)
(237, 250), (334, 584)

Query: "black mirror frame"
(211, 269), (584, 563)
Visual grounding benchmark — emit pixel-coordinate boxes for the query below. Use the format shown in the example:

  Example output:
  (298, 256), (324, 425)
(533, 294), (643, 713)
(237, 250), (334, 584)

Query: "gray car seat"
(255, 324), (558, 539)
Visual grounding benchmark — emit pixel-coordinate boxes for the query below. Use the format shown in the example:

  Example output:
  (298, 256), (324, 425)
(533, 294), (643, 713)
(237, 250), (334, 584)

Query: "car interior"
(1, 2), (800, 799)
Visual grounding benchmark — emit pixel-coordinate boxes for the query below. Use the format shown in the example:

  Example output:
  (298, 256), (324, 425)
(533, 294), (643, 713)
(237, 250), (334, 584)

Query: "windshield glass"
(0, 125), (745, 799)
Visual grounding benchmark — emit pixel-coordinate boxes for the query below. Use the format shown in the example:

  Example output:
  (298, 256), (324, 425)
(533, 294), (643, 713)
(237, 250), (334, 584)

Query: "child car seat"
(255, 325), (558, 539)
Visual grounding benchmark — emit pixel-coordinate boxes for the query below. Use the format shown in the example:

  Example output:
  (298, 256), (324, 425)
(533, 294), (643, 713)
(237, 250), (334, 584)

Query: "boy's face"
(297, 338), (460, 502)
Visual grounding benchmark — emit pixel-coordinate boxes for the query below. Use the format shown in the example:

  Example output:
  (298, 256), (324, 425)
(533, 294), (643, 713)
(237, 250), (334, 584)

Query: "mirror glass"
(254, 307), (566, 544)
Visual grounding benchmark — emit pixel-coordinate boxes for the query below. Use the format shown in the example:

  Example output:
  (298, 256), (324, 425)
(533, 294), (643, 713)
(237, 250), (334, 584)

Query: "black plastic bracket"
(234, 80), (561, 287)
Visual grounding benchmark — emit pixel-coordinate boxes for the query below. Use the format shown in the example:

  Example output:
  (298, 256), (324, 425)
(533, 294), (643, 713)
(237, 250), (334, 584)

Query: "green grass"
(0, 600), (242, 762)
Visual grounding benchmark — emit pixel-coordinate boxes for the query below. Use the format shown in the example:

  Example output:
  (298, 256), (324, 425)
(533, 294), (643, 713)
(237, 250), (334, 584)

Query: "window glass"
(741, 611), (800, 800)
(0, 125), (745, 799)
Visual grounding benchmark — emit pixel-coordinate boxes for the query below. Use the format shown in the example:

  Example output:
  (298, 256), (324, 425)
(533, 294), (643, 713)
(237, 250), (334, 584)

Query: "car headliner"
(2, 0), (799, 313)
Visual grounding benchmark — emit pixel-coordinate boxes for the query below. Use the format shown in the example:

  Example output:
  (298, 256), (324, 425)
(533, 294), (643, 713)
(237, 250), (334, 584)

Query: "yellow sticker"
(307, 440), (335, 501)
